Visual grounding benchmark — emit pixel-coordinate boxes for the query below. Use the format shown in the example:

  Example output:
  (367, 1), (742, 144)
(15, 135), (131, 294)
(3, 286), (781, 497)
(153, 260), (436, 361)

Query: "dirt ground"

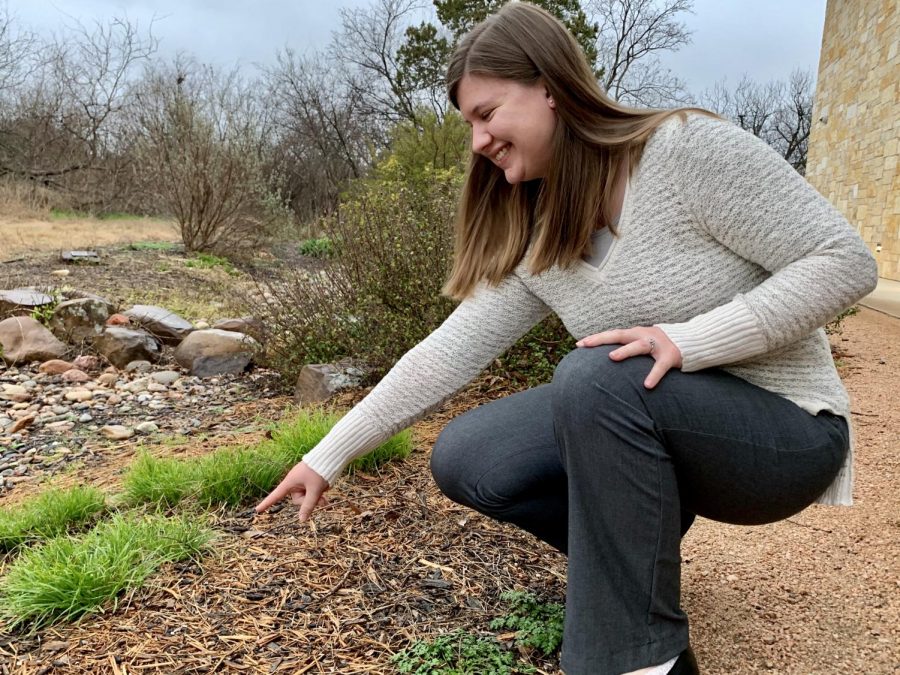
(0, 224), (897, 673)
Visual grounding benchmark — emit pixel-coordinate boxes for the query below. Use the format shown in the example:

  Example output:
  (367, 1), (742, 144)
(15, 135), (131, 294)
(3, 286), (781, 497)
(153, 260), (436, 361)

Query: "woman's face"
(456, 74), (557, 184)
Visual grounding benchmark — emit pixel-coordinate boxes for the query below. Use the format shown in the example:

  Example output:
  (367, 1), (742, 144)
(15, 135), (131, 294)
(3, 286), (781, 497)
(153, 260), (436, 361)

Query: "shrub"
(0, 513), (213, 630)
(489, 591), (565, 655)
(0, 486), (106, 551)
(490, 316), (576, 390)
(391, 629), (534, 675)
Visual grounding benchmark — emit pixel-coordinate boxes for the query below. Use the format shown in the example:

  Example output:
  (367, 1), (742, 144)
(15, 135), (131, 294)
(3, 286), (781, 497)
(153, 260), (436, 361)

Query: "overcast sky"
(11, 0), (827, 94)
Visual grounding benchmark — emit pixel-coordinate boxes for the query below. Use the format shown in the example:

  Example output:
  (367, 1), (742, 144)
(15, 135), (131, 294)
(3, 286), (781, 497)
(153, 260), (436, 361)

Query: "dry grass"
(0, 217), (178, 260)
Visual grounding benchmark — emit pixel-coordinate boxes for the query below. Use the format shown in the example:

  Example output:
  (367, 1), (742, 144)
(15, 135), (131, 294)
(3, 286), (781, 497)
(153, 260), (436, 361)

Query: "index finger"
(577, 328), (634, 348)
(255, 480), (291, 514)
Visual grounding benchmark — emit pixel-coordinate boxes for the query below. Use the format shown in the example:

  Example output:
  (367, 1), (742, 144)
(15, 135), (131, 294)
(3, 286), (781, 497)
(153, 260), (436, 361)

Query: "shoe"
(668, 646), (699, 675)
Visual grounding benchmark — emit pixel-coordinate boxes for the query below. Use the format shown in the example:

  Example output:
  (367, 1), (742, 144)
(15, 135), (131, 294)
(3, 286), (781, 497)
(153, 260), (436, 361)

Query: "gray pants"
(430, 346), (848, 674)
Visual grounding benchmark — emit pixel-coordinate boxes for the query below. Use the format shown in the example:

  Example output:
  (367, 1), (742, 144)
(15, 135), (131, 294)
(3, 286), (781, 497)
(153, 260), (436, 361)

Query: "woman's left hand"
(576, 326), (683, 389)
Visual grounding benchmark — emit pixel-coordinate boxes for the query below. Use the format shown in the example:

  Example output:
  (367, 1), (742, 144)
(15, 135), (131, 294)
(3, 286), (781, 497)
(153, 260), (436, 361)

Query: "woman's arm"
(290, 273), (551, 487)
(655, 115), (878, 372)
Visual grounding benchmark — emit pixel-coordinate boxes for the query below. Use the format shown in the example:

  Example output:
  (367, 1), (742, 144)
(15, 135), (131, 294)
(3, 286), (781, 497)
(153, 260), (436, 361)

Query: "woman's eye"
(481, 109), (493, 121)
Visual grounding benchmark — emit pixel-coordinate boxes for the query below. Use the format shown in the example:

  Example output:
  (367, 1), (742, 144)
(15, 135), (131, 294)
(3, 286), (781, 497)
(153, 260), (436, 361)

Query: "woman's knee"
(552, 345), (646, 411)
(430, 418), (473, 501)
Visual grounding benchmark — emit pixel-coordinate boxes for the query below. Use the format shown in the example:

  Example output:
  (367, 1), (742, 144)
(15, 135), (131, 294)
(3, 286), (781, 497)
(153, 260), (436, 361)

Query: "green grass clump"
(122, 410), (413, 510)
(184, 252), (237, 275)
(0, 486), (106, 551)
(391, 629), (534, 674)
(0, 513), (213, 631)
(121, 451), (198, 508)
(489, 591), (565, 655)
(298, 237), (334, 258)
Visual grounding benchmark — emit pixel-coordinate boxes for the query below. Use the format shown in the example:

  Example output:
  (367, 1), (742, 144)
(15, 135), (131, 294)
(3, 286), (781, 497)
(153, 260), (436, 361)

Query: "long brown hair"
(443, 2), (714, 300)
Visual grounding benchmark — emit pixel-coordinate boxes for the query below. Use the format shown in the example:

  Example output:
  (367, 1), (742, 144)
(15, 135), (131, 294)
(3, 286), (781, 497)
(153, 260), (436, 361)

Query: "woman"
(256, 3), (878, 673)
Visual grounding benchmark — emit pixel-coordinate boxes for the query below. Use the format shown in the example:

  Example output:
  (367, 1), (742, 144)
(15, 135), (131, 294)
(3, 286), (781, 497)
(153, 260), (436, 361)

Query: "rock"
(194, 320), (210, 329)
(97, 373), (118, 387)
(100, 425), (133, 440)
(64, 389), (93, 402)
(0, 288), (54, 316)
(123, 305), (194, 345)
(122, 378), (149, 393)
(93, 327), (161, 369)
(46, 420), (74, 432)
(49, 269), (70, 277)
(150, 370), (181, 385)
(135, 421), (159, 434)
(174, 329), (258, 378)
(49, 297), (116, 342)
(106, 314), (130, 326)
(125, 360), (152, 374)
(60, 250), (100, 264)
(39, 359), (75, 375)
(294, 361), (367, 404)
(78, 413), (93, 423)
(107, 394), (122, 405)
(72, 355), (100, 371)
(213, 316), (263, 340)
(61, 369), (90, 383)
(147, 382), (167, 393)
(1, 384), (31, 403)
(0, 316), (68, 365)
(8, 415), (35, 433)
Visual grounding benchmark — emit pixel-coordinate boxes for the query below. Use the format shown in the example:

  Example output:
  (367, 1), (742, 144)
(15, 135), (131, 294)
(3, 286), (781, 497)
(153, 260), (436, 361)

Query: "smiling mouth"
(494, 145), (510, 162)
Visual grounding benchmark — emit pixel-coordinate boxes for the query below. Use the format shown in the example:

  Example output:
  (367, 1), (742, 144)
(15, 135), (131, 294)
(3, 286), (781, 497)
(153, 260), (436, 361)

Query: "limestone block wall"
(806, 0), (899, 281)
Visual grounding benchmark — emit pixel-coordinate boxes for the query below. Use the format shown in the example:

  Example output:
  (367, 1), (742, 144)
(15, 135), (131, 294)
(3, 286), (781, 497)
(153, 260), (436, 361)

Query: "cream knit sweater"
(301, 114), (878, 506)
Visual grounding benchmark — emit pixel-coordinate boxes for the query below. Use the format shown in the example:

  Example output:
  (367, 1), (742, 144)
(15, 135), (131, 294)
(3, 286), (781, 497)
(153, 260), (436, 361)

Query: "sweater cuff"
(300, 408), (387, 486)
(656, 296), (767, 372)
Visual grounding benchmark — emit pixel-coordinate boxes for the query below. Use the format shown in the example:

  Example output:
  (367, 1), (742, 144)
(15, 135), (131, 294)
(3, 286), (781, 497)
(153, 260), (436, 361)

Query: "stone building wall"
(806, 0), (899, 281)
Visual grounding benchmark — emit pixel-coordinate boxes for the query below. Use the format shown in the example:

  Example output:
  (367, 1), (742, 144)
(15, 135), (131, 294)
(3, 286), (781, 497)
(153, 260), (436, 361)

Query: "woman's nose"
(471, 125), (491, 154)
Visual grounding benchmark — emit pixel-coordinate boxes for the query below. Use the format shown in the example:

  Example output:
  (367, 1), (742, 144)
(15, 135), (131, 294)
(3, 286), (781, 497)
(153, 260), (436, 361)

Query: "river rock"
(135, 421), (159, 434)
(1, 384), (31, 403)
(64, 389), (93, 402)
(61, 369), (90, 383)
(97, 373), (118, 387)
(0, 316), (67, 365)
(100, 425), (133, 440)
(124, 305), (194, 345)
(93, 327), (161, 369)
(73, 355), (100, 371)
(125, 360), (152, 374)
(49, 297), (115, 342)
(174, 329), (258, 378)
(39, 359), (75, 375)
(106, 314), (130, 326)
(60, 250), (100, 264)
(150, 370), (181, 385)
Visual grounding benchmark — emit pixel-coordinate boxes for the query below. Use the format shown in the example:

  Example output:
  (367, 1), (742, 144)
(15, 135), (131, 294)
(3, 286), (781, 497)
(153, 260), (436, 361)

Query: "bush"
(298, 237), (335, 258)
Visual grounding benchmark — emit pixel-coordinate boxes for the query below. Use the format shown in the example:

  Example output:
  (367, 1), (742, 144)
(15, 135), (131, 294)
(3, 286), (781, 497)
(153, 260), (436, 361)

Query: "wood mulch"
(0, 309), (898, 674)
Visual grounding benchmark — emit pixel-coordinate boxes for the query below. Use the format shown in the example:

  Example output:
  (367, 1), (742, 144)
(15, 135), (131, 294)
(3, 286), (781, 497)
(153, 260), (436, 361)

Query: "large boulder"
(0, 316), (67, 364)
(0, 289), (54, 317)
(124, 305), (194, 345)
(294, 361), (367, 404)
(49, 297), (116, 342)
(174, 329), (258, 378)
(93, 327), (162, 369)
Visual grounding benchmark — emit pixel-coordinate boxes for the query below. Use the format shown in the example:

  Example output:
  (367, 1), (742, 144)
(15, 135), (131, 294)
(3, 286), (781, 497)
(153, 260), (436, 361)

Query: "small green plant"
(0, 486), (106, 551)
(825, 305), (860, 336)
(29, 287), (63, 327)
(489, 591), (565, 656)
(391, 629), (534, 675)
(0, 513), (213, 631)
(121, 452), (198, 509)
(298, 237), (334, 258)
(184, 252), (238, 275)
(129, 241), (178, 251)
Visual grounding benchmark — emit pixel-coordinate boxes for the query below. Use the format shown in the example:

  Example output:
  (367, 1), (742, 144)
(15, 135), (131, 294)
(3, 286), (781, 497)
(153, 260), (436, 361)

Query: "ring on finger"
(648, 337), (657, 353)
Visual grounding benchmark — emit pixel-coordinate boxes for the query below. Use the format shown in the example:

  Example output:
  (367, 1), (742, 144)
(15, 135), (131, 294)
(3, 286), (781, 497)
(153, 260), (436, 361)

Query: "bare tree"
(330, 0), (429, 127)
(131, 58), (280, 252)
(586, 0), (693, 106)
(699, 69), (814, 173)
(263, 50), (378, 222)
